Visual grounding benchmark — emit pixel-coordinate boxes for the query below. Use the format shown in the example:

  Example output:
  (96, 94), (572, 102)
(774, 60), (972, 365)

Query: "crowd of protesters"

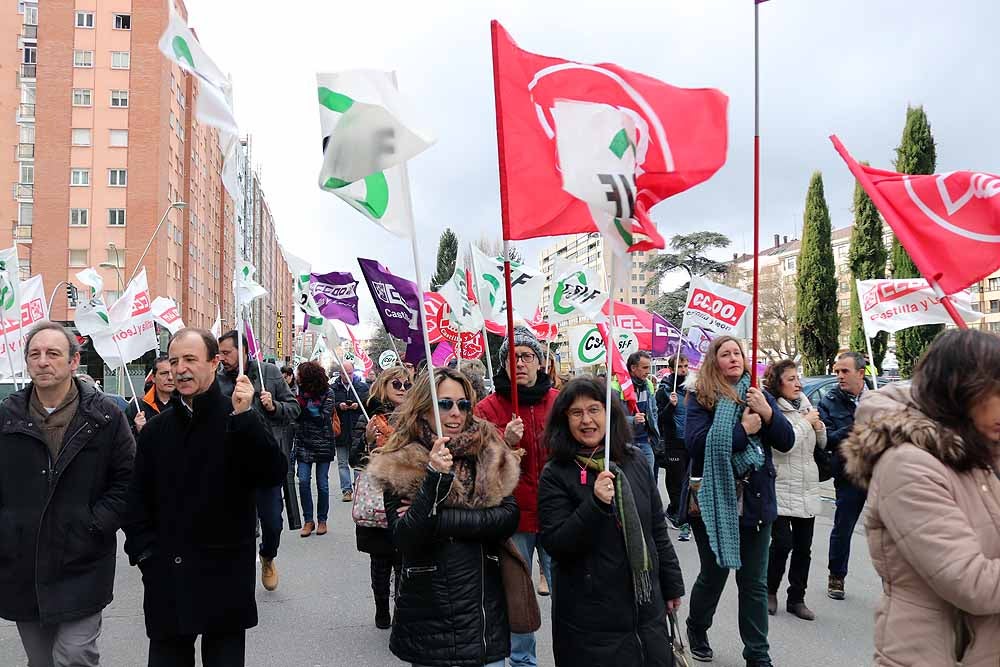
(1, 319), (999, 666)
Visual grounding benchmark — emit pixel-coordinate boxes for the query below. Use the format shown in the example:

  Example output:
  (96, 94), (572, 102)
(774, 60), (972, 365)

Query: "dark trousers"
(688, 518), (771, 661)
(148, 631), (245, 667)
(256, 485), (284, 560)
(828, 476), (867, 579)
(767, 516), (815, 603)
(370, 554), (401, 602)
(663, 448), (689, 520)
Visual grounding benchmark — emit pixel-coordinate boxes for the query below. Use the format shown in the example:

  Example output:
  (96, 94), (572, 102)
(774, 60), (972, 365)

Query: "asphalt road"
(0, 489), (879, 666)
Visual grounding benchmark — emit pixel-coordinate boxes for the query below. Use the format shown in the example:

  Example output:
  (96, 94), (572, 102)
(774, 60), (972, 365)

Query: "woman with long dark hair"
(366, 367), (520, 667)
(683, 336), (794, 667)
(294, 361), (337, 537)
(538, 377), (684, 666)
(844, 329), (1000, 665)
(350, 365), (411, 629)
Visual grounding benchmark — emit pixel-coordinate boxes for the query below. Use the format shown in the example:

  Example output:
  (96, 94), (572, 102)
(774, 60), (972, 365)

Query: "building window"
(990, 300), (1000, 314)
(110, 90), (129, 108)
(108, 169), (127, 187)
(69, 249), (89, 267)
(989, 322), (1000, 333)
(989, 277), (1000, 292)
(24, 6), (39, 25)
(73, 50), (94, 68)
(107, 247), (125, 267)
(785, 257), (797, 271)
(109, 129), (129, 147)
(70, 208), (89, 227)
(70, 169), (90, 186)
(18, 202), (32, 226)
(114, 14), (131, 30)
(20, 124), (35, 143)
(23, 46), (36, 65)
(75, 11), (94, 28)
(72, 89), (93, 107)
(20, 163), (34, 184)
(108, 209), (126, 226)
(111, 51), (130, 69)
(71, 128), (92, 146)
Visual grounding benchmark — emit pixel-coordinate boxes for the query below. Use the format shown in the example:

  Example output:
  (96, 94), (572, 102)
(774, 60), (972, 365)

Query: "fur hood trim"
(366, 421), (521, 509)
(842, 383), (971, 488)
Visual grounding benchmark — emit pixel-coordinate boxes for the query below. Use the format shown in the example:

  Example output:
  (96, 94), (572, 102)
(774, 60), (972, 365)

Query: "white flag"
(316, 71), (434, 237)
(73, 268), (111, 336)
(857, 279), (980, 339)
(282, 249), (324, 327)
(470, 246), (544, 323)
(211, 304), (221, 338)
(90, 269), (157, 367)
(150, 296), (185, 335)
(0, 247), (21, 318)
(0, 275), (48, 378)
(234, 261), (267, 306)
(548, 258), (607, 323)
(680, 275), (753, 337)
(439, 265), (483, 330)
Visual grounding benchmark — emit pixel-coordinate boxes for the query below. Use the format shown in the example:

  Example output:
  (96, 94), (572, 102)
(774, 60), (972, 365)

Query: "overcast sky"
(187, 0), (1000, 330)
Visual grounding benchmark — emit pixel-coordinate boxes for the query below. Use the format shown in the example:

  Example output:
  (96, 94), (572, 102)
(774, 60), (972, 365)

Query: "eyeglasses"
(438, 398), (473, 412)
(515, 352), (537, 364)
(391, 379), (413, 391)
(567, 405), (604, 421)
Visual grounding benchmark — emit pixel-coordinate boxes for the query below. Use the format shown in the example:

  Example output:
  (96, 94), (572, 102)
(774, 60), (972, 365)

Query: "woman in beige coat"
(764, 359), (827, 621)
(843, 329), (1000, 666)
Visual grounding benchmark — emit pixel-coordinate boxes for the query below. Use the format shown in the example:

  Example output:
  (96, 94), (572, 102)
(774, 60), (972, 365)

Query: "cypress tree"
(429, 228), (459, 292)
(848, 163), (889, 372)
(796, 172), (840, 375)
(891, 106), (941, 377)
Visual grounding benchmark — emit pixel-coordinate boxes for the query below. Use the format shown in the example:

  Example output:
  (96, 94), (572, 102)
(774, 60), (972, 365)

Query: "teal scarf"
(700, 373), (765, 569)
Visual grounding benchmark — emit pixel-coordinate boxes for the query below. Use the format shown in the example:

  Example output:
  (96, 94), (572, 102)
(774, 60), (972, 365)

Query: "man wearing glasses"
(474, 326), (559, 667)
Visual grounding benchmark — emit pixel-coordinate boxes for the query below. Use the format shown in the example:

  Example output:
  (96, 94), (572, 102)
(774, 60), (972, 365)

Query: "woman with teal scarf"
(538, 377), (684, 666)
(681, 336), (794, 667)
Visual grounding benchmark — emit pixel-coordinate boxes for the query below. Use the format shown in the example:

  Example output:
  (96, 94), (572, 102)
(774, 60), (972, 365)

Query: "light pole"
(100, 242), (124, 295)
(127, 201), (187, 283)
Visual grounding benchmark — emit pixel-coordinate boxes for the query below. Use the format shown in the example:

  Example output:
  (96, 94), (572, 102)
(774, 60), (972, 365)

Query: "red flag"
(596, 322), (638, 414)
(491, 21), (729, 248)
(831, 136), (1000, 295)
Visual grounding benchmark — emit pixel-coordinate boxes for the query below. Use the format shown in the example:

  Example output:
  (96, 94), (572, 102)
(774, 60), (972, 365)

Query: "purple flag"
(310, 271), (360, 325)
(357, 258), (426, 365)
(651, 313), (704, 368)
(244, 319), (262, 361)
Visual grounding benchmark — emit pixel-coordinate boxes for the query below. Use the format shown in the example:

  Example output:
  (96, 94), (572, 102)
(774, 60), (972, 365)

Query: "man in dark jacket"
(124, 328), (286, 666)
(819, 351), (868, 602)
(126, 355), (174, 437)
(0, 322), (134, 666)
(655, 353), (691, 541)
(217, 330), (300, 592)
(331, 361), (369, 502)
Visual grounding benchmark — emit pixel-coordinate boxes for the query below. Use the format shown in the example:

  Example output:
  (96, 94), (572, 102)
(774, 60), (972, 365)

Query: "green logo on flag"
(171, 36), (195, 70)
(553, 271), (588, 316)
(577, 327), (604, 365)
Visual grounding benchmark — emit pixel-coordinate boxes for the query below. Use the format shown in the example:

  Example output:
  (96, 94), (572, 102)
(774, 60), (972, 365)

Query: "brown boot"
(787, 601), (816, 621)
(300, 521), (315, 537)
(316, 521), (328, 536)
(260, 557), (278, 591)
(767, 593), (777, 615)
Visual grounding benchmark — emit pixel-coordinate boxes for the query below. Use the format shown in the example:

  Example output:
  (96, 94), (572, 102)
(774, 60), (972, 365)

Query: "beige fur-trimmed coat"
(843, 384), (1000, 666)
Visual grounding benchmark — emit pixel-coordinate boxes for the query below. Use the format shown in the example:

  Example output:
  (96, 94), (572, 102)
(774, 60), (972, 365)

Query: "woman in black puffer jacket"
(293, 361), (337, 537)
(366, 367), (521, 667)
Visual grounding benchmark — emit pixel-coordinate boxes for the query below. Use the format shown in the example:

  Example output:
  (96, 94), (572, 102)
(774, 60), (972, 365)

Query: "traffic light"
(66, 283), (79, 306)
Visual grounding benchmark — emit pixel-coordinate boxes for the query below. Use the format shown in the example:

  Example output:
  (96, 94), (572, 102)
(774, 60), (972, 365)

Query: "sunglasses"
(437, 398), (473, 412)
(391, 379), (413, 391)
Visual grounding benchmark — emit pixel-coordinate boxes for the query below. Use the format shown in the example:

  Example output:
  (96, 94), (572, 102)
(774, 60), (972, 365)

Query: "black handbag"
(814, 444), (833, 483)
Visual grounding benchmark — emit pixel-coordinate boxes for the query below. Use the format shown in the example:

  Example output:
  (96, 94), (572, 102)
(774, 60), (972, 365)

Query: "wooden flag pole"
(750, 0), (762, 387)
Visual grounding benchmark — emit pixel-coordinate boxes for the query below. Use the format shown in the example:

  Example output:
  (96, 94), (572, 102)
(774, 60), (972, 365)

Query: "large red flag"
(831, 136), (1000, 295)
(491, 21), (729, 249)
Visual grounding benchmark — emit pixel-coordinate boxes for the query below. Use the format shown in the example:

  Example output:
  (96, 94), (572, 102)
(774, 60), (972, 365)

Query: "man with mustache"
(124, 328), (286, 666)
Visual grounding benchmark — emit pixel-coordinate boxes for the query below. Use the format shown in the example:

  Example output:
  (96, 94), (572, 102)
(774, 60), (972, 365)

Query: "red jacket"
(475, 388), (559, 533)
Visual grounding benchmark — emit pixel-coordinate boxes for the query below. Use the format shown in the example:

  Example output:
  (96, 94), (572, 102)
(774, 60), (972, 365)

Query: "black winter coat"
(122, 381), (286, 640)
(217, 359), (300, 461)
(332, 376), (369, 448)
(0, 380), (135, 624)
(350, 397), (395, 556)
(293, 389), (336, 464)
(538, 447), (685, 666)
(818, 385), (861, 479)
(683, 389), (795, 528)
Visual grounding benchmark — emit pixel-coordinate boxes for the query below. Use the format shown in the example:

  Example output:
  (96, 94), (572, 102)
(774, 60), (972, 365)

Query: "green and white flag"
(316, 71), (435, 237)
(0, 247), (20, 318)
(439, 265), (483, 330)
(282, 248), (324, 327)
(548, 258), (606, 323)
(470, 245), (544, 323)
(73, 268), (111, 336)
(234, 261), (267, 307)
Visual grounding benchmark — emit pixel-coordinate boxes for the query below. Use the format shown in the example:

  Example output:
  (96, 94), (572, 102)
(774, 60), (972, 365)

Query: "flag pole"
(604, 255), (616, 466)
(929, 278), (970, 330)
(749, 0), (762, 388)
(468, 245), (496, 386)
(111, 339), (141, 409)
(246, 318), (267, 390)
(502, 244), (520, 413)
(236, 304), (245, 377)
(329, 345), (370, 422)
(672, 332), (685, 393)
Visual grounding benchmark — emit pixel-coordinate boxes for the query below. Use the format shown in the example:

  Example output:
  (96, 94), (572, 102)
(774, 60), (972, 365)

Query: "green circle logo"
(577, 327), (605, 365)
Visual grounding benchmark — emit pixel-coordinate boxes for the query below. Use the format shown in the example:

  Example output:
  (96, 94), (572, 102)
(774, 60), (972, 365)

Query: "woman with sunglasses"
(350, 365), (412, 629)
(538, 377), (684, 666)
(367, 367), (521, 667)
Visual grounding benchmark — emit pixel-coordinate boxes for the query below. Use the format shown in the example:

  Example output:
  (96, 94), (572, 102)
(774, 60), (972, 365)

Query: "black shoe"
(746, 659), (773, 667)
(374, 598), (391, 629)
(687, 626), (713, 662)
(767, 592), (777, 615)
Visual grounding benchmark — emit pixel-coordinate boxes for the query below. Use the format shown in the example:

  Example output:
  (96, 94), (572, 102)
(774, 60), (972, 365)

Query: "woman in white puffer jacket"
(763, 360), (827, 622)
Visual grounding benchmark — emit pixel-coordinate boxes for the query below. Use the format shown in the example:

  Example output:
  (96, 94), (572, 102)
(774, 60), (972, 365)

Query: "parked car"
(800, 375), (893, 406)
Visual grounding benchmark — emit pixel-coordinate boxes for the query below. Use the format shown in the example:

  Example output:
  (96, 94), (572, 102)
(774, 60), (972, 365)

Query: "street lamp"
(127, 201), (187, 283)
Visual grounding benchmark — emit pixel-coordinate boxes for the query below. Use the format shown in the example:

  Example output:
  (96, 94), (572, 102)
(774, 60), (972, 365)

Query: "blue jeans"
(828, 475), (867, 578)
(255, 485), (283, 559)
(297, 461), (331, 523)
(336, 446), (353, 493)
(509, 531), (552, 667)
(635, 440), (655, 476)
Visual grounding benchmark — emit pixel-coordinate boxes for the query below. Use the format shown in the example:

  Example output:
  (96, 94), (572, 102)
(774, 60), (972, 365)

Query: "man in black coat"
(216, 330), (300, 591)
(331, 361), (369, 502)
(655, 353), (692, 541)
(819, 351), (868, 602)
(0, 322), (134, 666)
(124, 328), (286, 666)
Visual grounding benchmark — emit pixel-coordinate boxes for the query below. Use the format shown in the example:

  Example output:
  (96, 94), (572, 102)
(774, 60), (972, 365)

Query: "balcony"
(20, 64), (36, 79)
(17, 143), (34, 159)
(21, 25), (37, 39)
(12, 223), (32, 243)
(17, 103), (35, 120)
(12, 183), (32, 200)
